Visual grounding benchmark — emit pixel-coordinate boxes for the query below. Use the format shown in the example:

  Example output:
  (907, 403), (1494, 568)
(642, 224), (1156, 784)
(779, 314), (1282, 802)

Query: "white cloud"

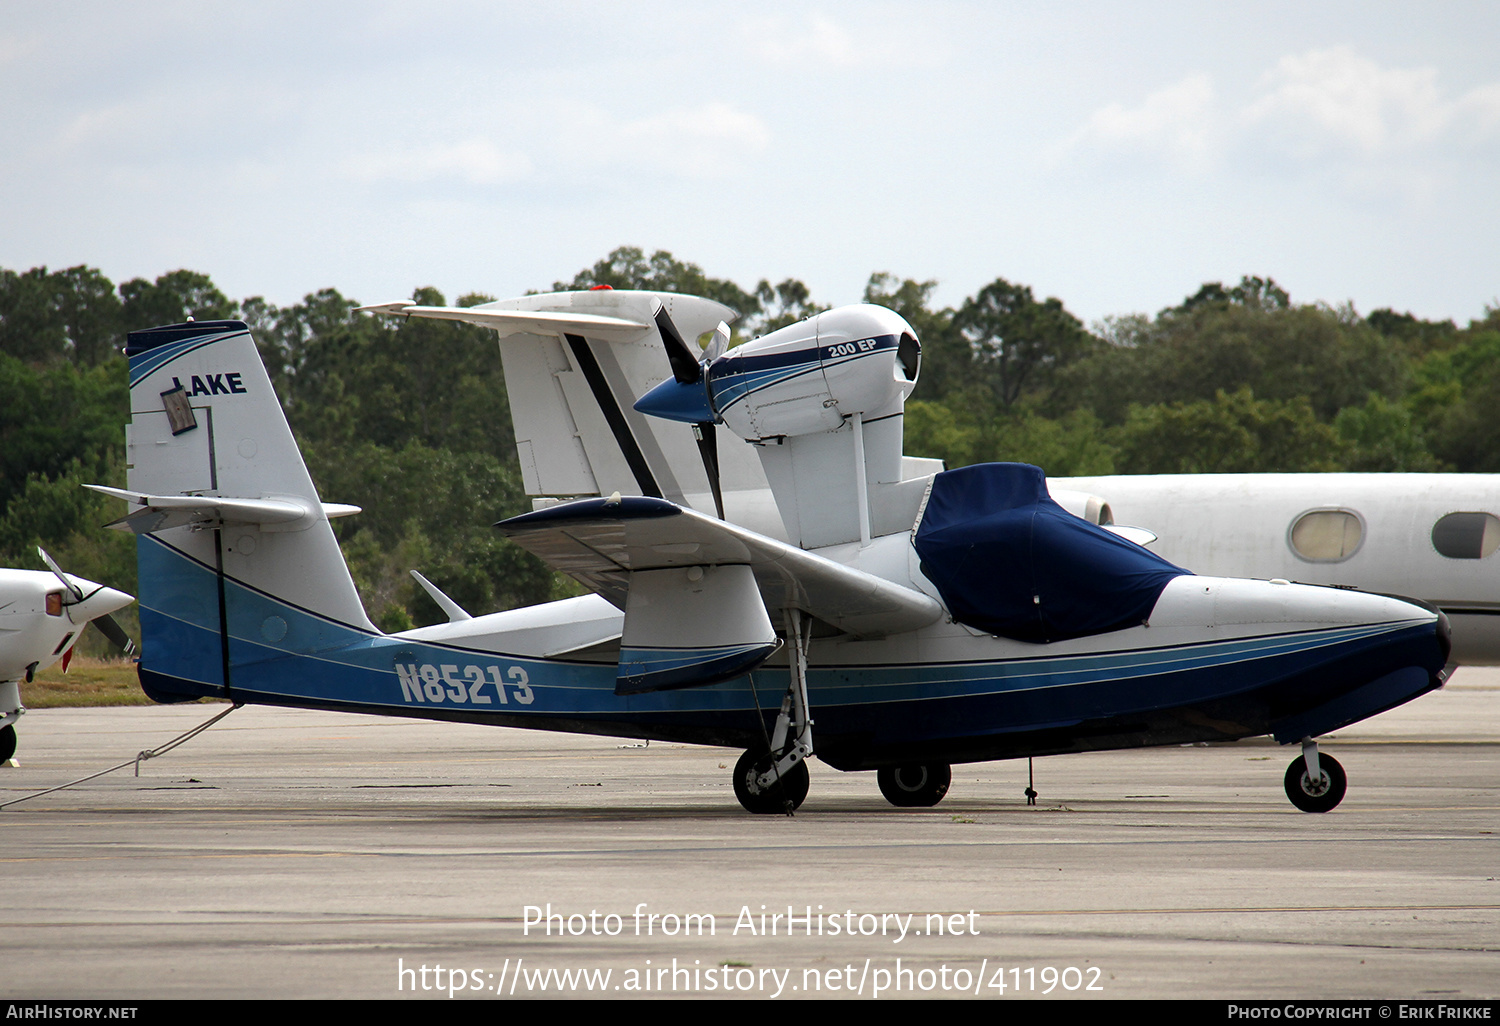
(343, 139), (534, 187)
(614, 102), (772, 176)
(1455, 82), (1500, 141)
(0, 30), (41, 68)
(1063, 46), (1500, 187)
(740, 9), (940, 69)
(748, 12), (865, 67)
(547, 101), (771, 181)
(1065, 73), (1221, 172)
(1244, 46), (1449, 155)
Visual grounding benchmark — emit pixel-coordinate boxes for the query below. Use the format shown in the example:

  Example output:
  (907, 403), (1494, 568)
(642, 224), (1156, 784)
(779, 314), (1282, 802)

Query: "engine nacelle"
(711, 305), (919, 441)
(634, 304), (923, 549)
(635, 305), (920, 441)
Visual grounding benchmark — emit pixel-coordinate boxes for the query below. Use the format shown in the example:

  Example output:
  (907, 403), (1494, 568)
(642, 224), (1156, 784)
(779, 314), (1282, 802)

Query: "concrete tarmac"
(2, 671), (1497, 1001)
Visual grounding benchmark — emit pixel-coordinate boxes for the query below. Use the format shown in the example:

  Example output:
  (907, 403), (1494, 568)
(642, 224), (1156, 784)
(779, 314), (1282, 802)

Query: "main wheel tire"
(0, 724), (15, 763)
(733, 749), (810, 814)
(1284, 752), (1347, 813)
(877, 762), (952, 808)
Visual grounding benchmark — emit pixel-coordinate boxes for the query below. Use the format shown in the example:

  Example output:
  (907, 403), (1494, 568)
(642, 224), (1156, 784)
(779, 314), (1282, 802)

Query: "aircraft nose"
(66, 583), (135, 624)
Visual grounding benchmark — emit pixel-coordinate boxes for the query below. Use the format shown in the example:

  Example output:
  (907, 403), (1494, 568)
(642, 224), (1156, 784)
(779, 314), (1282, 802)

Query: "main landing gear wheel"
(877, 763), (952, 808)
(733, 748), (809, 814)
(1284, 752), (1347, 813)
(0, 724), (15, 763)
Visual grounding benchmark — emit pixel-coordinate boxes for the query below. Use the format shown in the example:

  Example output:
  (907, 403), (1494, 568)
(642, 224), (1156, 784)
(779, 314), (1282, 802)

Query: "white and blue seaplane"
(91, 293), (1450, 813)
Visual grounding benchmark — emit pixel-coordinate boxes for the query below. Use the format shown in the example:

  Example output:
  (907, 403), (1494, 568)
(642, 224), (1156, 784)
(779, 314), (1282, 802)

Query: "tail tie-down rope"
(0, 703), (239, 810)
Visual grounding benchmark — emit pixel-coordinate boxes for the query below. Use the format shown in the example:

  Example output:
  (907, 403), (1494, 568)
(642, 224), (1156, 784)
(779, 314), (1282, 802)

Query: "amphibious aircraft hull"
(139, 533), (1446, 771)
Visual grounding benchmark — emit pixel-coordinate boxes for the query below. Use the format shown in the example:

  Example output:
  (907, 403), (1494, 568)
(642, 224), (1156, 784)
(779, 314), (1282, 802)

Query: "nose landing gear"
(1284, 738), (1347, 813)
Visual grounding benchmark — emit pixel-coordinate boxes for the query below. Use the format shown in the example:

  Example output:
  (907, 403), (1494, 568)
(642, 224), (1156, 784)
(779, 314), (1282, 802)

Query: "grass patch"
(23, 657), (156, 708)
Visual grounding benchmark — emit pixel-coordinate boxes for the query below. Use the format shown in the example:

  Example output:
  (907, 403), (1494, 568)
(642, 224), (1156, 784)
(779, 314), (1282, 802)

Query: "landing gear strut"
(733, 609), (815, 815)
(1284, 737), (1347, 813)
(877, 762), (952, 807)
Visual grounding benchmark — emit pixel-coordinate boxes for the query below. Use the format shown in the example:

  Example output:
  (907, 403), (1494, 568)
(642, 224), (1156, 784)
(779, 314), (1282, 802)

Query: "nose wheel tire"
(0, 724), (14, 763)
(877, 762), (952, 807)
(733, 748), (810, 814)
(1284, 752), (1347, 813)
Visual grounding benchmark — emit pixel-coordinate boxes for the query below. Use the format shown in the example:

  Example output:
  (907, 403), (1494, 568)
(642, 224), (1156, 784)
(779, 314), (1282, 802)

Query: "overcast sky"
(3, 2), (1497, 328)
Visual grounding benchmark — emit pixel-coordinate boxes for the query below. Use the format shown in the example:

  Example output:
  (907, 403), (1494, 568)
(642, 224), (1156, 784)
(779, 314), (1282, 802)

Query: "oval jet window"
(1289, 509), (1363, 562)
(1431, 512), (1500, 559)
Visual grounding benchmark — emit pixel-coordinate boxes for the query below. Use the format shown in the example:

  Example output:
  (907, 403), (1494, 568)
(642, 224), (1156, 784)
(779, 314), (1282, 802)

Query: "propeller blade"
(654, 304), (703, 385)
(704, 321), (731, 364)
(693, 421), (725, 520)
(655, 305), (723, 517)
(37, 546), (84, 601)
(91, 614), (138, 658)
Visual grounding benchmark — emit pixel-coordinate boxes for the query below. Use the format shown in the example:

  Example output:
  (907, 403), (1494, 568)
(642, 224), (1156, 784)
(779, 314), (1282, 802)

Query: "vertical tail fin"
(101, 320), (376, 700)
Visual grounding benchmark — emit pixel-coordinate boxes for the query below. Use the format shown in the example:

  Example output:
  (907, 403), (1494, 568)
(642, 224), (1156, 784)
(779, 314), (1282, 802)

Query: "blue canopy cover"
(913, 463), (1191, 643)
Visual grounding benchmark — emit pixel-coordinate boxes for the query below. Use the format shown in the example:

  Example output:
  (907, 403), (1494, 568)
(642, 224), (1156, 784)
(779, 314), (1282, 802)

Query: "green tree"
(1062, 284), (1408, 425)
(0, 265), (124, 366)
(862, 274), (966, 400)
(1334, 394), (1442, 471)
(278, 287), (515, 461)
(1115, 388), (1350, 474)
(0, 267), (65, 363)
(1169, 275), (1290, 315)
(118, 270), (235, 331)
(953, 277), (1093, 408)
(1367, 307), (1458, 360)
(754, 278), (826, 332)
(0, 353), (127, 512)
(308, 440), (556, 623)
(54, 266), (125, 366)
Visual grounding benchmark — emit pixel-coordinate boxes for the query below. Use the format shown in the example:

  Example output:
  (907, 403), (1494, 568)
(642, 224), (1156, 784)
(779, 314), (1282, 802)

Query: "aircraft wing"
(356, 302), (653, 344)
(497, 496), (944, 639)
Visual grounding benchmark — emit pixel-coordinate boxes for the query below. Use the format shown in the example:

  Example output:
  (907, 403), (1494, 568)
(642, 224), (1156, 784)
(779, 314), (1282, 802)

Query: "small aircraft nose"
(66, 583), (135, 624)
(1378, 594), (1453, 667)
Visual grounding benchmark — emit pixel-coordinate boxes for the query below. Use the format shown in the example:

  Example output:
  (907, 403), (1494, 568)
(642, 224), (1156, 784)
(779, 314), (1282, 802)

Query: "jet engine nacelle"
(707, 305), (920, 442)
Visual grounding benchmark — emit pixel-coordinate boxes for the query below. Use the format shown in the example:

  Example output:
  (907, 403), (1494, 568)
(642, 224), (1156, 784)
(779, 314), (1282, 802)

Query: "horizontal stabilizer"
(497, 496), (944, 638)
(358, 302), (652, 343)
(86, 485), (359, 534)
